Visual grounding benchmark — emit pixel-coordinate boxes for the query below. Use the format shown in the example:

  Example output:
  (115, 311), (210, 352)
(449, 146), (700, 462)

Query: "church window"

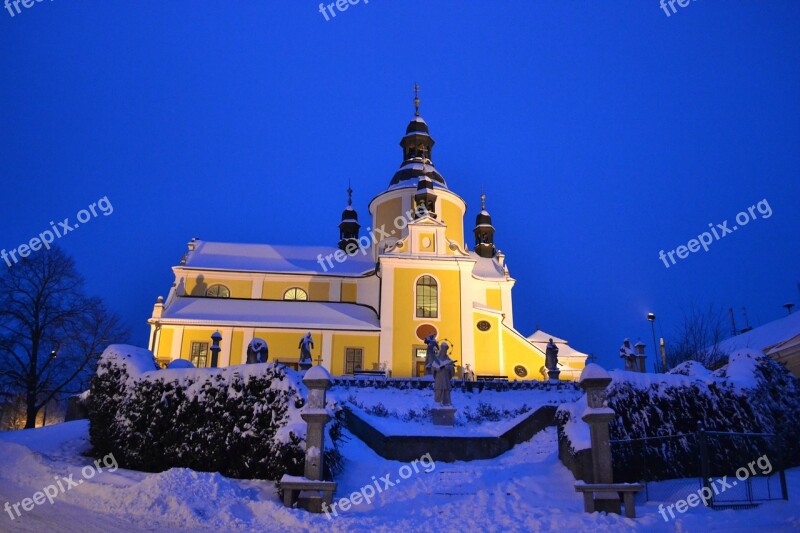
(190, 342), (209, 368)
(416, 275), (438, 318)
(206, 284), (230, 298)
(345, 347), (363, 374)
(283, 287), (308, 301)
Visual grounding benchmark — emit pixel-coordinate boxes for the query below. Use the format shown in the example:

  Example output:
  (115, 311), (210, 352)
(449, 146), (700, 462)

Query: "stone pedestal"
(574, 363), (629, 516)
(547, 368), (561, 381)
(279, 366), (336, 513)
(432, 406), (456, 426)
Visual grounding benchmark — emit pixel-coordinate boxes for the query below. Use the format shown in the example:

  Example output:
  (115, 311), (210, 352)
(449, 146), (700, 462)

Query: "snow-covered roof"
(184, 241), (376, 276)
(161, 297), (380, 331)
(716, 311), (800, 354)
(470, 253), (506, 280)
(527, 330), (589, 363)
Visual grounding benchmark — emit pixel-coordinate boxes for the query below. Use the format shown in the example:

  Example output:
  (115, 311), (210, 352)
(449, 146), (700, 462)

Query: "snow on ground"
(1, 421), (799, 532)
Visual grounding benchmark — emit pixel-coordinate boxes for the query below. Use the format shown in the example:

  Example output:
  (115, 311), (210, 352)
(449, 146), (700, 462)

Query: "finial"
(347, 180), (353, 207)
(413, 83), (420, 117)
(481, 192), (486, 210)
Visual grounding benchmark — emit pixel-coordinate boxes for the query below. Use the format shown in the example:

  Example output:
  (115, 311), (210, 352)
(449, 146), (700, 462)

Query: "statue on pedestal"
(619, 338), (636, 371)
(246, 338), (269, 364)
(432, 342), (455, 406)
(299, 332), (314, 369)
(423, 333), (439, 372)
(546, 338), (561, 380)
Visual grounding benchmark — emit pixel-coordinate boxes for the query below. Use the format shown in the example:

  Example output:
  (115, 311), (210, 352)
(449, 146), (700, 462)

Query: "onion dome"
(338, 185), (361, 253)
(473, 193), (496, 258)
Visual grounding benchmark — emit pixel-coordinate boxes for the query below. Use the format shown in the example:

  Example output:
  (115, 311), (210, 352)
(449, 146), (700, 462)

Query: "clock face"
(514, 365), (528, 378)
(477, 320), (491, 331)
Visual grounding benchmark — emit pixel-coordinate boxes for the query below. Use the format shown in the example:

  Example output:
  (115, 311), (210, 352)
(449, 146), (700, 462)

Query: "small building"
(715, 311), (800, 377)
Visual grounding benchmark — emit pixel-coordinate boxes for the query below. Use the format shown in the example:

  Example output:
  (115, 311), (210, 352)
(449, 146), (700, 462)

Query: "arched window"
(415, 275), (438, 318)
(206, 284), (230, 298)
(283, 287), (308, 301)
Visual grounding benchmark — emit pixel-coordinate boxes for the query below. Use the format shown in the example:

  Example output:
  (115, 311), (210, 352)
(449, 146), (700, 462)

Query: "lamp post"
(647, 313), (661, 372)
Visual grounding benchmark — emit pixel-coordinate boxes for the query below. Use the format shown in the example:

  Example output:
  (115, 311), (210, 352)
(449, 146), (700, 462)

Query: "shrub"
(88, 345), (341, 481)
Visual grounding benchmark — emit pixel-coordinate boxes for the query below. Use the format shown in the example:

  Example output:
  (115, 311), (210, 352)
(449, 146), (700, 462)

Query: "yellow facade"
(147, 111), (587, 380)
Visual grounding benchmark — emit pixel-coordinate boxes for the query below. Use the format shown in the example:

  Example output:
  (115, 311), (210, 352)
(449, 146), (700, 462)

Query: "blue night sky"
(2, 1), (798, 369)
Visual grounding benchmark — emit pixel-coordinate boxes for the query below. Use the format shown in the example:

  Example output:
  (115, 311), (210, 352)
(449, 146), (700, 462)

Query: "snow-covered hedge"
(556, 349), (800, 481)
(88, 345), (343, 481)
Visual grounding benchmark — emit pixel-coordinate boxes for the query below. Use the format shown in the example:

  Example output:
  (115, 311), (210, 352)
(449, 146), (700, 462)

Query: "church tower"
(473, 193), (496, 258)
(368, 85), (466, 255)
(338, 185), (361, 253)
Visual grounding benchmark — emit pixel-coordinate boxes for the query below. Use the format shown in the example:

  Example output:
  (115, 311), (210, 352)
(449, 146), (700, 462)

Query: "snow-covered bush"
(556, 350), (800, 481)
(88, 345), (343, 481)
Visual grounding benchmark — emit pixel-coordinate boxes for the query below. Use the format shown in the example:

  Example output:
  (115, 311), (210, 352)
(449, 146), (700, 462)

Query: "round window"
(416, 324), (438, 341)
(514, 365), (528, 378)
(477, 320), (491, 331)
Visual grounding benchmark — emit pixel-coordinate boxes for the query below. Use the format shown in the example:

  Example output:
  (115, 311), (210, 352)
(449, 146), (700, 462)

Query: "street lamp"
(647, 313), (660, 372)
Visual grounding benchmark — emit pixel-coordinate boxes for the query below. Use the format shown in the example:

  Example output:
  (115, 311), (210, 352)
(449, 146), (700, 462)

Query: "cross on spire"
(481, 191), (486, 210)
(347, 180), (353, 206)
(414, 83), (420, 117)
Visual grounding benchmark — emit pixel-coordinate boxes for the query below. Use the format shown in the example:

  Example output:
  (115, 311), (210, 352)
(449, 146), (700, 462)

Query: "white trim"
(378, 265), (394, 370)
(171, 326), (184, 360)
(241, 328), (255, 363)
(322, 331), (333, 370)
(219, 327), (233, 367)
(251, 278), (263, 299)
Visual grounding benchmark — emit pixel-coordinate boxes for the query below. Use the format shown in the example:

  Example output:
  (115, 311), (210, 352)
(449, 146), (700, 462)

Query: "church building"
(147, 92), (587, 380)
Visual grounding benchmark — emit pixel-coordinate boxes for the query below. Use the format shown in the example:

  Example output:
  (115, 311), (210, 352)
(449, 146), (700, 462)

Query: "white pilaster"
(171, 326), (184, 361)
(241, 328), (255, 363)
(322, 332), (333, 370)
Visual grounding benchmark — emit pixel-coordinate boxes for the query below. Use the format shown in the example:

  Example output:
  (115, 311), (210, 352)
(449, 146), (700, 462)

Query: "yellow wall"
(254, 330), (322, 362)
(156, 327), (174, 359)
(440, 197), (465, 250)
(374, 197), (403, 242)
(180, 328), (218, 366)
(185, 277), (252, 299)
(331, 334), (380, 375)
(262, 280), (330, 301)
(391, 267), (462, 377)
(486, 288), (502, 310)
(502, 327), (547, 381)
(473, 312), (501, 375)
(229, 330), (244, 365)
(341, 282), (358, 303)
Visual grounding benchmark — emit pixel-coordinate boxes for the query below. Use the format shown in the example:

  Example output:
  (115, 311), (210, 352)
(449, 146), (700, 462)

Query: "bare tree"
(0, 246), (128, 428)
(662, 303), (729, 370)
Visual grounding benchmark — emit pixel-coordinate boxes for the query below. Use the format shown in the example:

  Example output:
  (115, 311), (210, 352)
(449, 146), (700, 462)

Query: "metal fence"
(610, 425), (788, 509)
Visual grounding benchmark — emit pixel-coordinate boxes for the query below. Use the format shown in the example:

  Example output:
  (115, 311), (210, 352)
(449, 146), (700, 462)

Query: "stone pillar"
(209, 331), (222, 368)
(301, 366), (333, 481)
(634, 341), (647, 373)
(579, 364), (620, 514)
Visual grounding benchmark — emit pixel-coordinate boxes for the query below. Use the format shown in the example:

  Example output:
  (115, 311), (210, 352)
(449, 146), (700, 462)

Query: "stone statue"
(423, 333), (439, 371)
(299, 332), (314, 365)
(432, 342), (455, 406)
(619, 338), (636, 371)
(246, 338), (269, 364)
(545, 338), (559, 371)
